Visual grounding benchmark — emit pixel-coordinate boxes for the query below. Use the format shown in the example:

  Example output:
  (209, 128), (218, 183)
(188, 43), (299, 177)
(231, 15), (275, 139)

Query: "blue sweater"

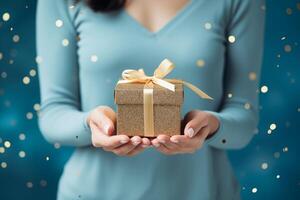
(36, 0), (265, 199)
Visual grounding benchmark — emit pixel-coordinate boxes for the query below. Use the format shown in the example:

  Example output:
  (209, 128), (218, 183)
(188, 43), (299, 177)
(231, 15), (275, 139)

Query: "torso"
(58, 0), (240, 199)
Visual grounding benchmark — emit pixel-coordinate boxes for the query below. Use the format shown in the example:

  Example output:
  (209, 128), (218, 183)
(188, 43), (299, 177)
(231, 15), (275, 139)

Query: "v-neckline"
(122, 0), (195, 37)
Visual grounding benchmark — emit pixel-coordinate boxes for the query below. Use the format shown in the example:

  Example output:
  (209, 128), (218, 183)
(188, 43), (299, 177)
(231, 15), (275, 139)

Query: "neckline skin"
(121, 0), (196, 36)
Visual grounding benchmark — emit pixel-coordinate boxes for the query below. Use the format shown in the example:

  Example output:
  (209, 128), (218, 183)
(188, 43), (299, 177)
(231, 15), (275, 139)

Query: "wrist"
(206, 112), (220, 137)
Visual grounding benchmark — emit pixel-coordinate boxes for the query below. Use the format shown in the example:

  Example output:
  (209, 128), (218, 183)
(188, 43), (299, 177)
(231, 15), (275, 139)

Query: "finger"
(141, 137), (151, 148)
(186, 126), (210, 149)
(113, 136), (142, 156)
(92, 108), (116, 136)
(154, 142), (175, 155)
(184, 115), (208, 138)
(91, 114), (115, 136)
(157, 135), (180, 150)
(151, 138), (161, 148)
(170, 135), (190, 145)
(126, 144), (145, 157)
(90, 122), (130, 149)
(197, 126), (211, 142)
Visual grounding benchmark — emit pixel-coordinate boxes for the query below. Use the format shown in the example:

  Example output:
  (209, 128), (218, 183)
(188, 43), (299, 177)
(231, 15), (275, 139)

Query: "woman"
(36, 0), (265, 199)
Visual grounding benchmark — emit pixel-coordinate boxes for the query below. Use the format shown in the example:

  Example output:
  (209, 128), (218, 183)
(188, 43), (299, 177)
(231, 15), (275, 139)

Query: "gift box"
(115, 82), (183, 137)
(114, 59), (213, 137)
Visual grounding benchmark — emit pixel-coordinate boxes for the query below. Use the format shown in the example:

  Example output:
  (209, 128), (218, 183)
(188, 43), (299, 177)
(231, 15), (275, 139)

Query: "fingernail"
(120, 140), (128, 144)
(142, 144), (149, 148)
(170, 138), (179, 143)
(158, 139), (165, 144)
(104, 125), (110, 134)
(153, 143), (160, 147)
(186, 128), (195, 138)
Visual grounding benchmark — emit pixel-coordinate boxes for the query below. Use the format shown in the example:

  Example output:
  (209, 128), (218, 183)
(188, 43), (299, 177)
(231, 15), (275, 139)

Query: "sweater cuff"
(203, 110), (231, 148)
(82, 111), (91, 131)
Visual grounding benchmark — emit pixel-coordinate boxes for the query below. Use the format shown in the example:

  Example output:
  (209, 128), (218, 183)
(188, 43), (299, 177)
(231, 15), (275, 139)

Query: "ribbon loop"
(154, 59), (175, 79)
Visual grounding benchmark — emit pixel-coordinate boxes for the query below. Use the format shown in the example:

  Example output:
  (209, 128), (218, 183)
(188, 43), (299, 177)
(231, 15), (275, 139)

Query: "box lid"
(114, 83), (183, 105)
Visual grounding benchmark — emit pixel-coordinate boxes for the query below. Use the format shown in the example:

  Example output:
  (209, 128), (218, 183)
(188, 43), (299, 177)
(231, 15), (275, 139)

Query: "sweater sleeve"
(36, 0), (92, 147)
(205, 0), (265, 149)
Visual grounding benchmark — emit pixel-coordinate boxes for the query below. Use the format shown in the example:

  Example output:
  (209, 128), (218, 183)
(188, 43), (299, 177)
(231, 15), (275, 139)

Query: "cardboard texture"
(115, 83), (184, 137)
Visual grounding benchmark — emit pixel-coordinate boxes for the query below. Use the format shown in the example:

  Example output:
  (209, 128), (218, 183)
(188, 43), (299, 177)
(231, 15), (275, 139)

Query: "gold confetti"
(12, 35), (20, 43)
(62, 39), (69, 46)
(33, 103), (40, 111)
(228, 35), (236, 43)
(284, 44), (292, 52)
(249, 72), (257, 80)
(0, 147), (5, 153)
(261, 85), (268, 93)
(46, 156), (50, 161)
(2, 12), (10, 21)
(54, 143), (61, 149)
(252, 187), (258, 193)
(270, 123), (277, 130)
(35, 56), (43, 64)
(1, 162), (7, 168)
(0, 52), (3, 60)
(19, 151), (26, 158)
(4, 141), (11, 148)
(228, 93), (233, 98)
(283, 147), (288, 152)
(23, 76), (30, 84)
(267, 129), (272, 134)
(286, 8), (292, 15)
(26, 112), (33, 119)
(26, 182), (33, 188)
(40, 180), (47, 187)
(90, 55), (98, 62)
(261, 162), (268, 170)
(1, 72), (7, 78)
(204, 22), (212, 30)
(55, 19), (63, 28)
(196, 59), (205, 67)
(276, 175), (280, 179)
(29, 69), (36, 77)
(274, 152), (280, 158)
(244, 103), (251, 109)
(19, 133), (26, 140)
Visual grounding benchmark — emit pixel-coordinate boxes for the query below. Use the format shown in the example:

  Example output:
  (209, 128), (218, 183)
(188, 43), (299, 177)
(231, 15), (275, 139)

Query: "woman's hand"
(151, 110), (220, 155)
(87, 106), (151, 156)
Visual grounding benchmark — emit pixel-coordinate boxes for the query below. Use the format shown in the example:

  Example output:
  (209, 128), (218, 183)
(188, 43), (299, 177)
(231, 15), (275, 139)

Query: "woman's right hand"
(87, 106), (151, 156)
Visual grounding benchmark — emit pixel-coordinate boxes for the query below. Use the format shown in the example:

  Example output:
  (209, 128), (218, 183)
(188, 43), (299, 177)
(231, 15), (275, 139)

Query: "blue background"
(0, 1), (299, 199)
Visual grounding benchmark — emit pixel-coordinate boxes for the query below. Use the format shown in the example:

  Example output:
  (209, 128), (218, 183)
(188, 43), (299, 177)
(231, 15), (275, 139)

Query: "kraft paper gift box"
(115, 82), (183, 137)
(114, 59), (213, 137)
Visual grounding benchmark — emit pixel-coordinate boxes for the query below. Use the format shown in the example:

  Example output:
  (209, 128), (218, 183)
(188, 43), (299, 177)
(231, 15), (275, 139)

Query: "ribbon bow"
(117, 59), (213, 100)
(117, 59), (212, 137)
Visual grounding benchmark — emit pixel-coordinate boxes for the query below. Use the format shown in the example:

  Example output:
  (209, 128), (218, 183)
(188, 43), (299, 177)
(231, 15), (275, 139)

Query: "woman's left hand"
(151, 110), (220, 155)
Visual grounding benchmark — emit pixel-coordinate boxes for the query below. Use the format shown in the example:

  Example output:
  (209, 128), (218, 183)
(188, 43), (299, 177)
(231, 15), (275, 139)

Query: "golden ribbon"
(117, 59), (213, 136)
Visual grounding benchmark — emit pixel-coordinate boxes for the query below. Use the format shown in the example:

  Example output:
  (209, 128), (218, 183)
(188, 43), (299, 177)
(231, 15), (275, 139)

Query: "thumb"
(101, 107), (116, 135)
(184, 116), (208, 138)
(101, 115), (115, 136)
(93, 110), (115, 136)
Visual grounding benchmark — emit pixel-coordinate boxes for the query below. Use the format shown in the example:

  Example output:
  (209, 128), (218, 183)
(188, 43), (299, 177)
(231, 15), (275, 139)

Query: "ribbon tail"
(152, 77), (175, 92)
(143, 83), (155, 137)
(182, 81), (213, 100)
